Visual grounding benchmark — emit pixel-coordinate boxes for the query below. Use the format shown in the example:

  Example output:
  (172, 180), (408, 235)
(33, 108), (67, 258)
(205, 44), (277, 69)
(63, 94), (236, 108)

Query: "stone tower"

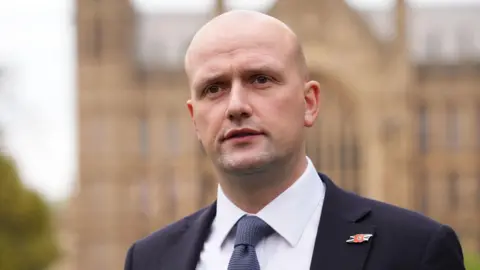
(74, 1), (214, 269)
(75, 1), (145, 269)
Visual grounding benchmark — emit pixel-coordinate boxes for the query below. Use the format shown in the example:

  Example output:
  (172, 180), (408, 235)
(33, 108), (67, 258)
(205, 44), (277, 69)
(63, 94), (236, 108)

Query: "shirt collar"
(215, 156), (325, 248)
(215, 184), (246, 248)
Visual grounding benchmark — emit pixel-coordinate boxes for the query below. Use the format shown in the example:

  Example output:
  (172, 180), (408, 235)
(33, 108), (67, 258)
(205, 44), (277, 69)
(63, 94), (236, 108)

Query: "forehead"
(188, 32), (292, 85)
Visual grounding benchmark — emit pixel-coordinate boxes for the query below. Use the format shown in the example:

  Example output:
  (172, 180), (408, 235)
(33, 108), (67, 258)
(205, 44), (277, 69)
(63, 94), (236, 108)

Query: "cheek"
(259, 94), (305, 134)
(194, 105), (225, 145)
(276, 91), (304, 119)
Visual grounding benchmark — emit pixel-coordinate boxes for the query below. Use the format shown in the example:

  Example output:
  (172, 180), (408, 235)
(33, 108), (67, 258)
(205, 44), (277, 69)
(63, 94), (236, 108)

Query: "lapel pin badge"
(346, 233), (373, 244)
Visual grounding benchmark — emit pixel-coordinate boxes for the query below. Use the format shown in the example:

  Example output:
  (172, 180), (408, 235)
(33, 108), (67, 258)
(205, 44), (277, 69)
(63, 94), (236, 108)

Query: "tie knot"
(233, 215), (273, 247)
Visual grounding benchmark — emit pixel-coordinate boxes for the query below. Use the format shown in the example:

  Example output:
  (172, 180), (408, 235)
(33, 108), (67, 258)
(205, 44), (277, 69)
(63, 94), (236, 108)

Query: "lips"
(222, 128), (263, 141)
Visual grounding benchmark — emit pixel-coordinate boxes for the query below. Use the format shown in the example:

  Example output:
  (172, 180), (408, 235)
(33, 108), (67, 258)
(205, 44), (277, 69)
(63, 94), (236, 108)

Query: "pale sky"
(0, 0), (477, 202)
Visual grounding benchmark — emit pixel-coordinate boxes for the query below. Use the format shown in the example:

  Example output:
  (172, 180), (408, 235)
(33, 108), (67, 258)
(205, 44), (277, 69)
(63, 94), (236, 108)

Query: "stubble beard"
(216, 149), (276, 176)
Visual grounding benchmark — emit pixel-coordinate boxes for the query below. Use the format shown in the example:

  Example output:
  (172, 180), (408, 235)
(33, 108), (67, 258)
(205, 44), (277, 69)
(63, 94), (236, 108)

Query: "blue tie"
(228, 215), (274, 270)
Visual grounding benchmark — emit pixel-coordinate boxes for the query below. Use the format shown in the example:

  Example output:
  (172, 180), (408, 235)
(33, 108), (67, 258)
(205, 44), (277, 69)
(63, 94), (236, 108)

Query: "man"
(124, 10), (465, 270)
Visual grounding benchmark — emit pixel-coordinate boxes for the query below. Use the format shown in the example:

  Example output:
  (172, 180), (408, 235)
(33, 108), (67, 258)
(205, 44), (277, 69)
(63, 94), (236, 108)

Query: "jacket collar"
(309, 172), (374, 270)
(167, 172), (374, 270)
(161, 203), (216, 270)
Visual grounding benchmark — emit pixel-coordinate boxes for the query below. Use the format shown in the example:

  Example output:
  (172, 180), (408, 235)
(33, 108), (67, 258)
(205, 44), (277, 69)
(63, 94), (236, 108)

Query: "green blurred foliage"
(466, 252), (480, 270)
(0, 153), (59, 270)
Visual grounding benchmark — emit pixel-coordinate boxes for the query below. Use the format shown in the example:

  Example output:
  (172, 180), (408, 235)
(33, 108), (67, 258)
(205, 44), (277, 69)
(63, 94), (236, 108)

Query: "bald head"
(184, 10), (308, 85)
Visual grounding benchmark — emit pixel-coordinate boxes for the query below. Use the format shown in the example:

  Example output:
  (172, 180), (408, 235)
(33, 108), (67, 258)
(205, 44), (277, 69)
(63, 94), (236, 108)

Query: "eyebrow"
(192, 71), (228, 92)
(243, 64), (284, 77)
(192, 62), (284, 90)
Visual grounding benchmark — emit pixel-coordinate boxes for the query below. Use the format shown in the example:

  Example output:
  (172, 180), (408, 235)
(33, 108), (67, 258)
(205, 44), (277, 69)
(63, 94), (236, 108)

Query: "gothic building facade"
(68, 0), (480, 269)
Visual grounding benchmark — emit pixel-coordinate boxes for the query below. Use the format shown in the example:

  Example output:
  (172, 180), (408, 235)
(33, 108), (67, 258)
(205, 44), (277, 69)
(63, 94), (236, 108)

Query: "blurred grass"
(466, 252), (480, 270)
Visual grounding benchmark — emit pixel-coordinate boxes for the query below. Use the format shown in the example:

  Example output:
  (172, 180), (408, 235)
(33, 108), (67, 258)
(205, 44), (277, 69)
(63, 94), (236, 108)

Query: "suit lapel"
(163, 202), (217, 270)
(162, 173), (374, 270)
(310, 173), (375, 270)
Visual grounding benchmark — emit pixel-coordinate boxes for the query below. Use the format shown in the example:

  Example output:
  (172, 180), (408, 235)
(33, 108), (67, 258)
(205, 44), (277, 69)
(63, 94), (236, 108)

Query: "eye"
(253, 75), (270, 84)
(202, 84), (225, 98)
(206, 85), (221, 94)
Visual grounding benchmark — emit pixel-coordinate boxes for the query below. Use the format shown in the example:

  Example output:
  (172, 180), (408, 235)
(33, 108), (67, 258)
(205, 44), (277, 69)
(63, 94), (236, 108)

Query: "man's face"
(186, 25), (318, 174)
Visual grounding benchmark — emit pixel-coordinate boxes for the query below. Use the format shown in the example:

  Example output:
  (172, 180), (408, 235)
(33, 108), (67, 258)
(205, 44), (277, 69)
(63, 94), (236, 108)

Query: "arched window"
(417, 171), (429, 214)
(418, 104), (428, 153)
(138, 115), (149, 158)
(93, 14), (103, 60)
(446, 103), (460, 151)
(448, 172), (459, 211)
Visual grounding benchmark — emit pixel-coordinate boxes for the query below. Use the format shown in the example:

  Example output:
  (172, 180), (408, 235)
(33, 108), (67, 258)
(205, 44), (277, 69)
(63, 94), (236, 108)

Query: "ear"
(303, 80), (320, 127)
(186, 99), (200, 139)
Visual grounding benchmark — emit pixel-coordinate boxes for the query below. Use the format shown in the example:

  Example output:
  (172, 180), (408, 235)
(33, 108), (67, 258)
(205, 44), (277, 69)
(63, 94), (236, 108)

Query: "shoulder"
(344, 189), (453, 242)
(319, 168), (444, 236)
(133, 206), (209, 253)
(348, 192), (464, 268)
(320, 172), (443, 235)
(358, 194), (444, 234)
(124, 206), (210, 269)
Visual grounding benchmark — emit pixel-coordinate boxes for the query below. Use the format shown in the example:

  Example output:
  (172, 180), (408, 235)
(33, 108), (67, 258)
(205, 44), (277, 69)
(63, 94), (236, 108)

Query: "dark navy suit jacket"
(124, 172), (465, 270)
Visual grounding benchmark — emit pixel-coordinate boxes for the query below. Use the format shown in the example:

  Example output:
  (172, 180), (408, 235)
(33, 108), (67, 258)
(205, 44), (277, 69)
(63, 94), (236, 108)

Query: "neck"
(217, 152), (308, 214)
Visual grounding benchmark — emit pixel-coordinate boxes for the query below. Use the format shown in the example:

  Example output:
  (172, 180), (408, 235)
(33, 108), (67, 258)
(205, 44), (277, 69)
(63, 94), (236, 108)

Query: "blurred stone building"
(68, 0), (480, 269)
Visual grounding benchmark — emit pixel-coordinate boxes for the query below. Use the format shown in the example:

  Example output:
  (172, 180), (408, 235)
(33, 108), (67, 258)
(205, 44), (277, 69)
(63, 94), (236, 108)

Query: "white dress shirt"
(196, 156), (326, 270)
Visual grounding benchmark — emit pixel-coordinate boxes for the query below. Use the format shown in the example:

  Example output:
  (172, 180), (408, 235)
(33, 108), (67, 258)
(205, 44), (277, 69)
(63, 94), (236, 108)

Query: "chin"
(217, 151), (275, 174)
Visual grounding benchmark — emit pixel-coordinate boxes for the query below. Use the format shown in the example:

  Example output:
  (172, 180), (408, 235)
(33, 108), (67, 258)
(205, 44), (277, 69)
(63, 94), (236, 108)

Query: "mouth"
(222, 129), (264, 142)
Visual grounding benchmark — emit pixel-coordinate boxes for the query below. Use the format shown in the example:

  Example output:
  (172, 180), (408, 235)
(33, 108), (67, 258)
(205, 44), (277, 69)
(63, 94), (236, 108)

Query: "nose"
(225, 82), (252, 122)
